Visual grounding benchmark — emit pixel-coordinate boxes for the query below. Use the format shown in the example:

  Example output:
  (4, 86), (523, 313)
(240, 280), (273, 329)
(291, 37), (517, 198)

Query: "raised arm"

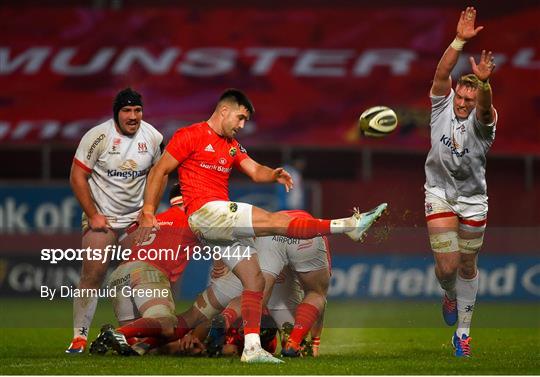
(470, 50), (496, 124)
(431, 7), (484, 96)
(239, 157), (294, 192)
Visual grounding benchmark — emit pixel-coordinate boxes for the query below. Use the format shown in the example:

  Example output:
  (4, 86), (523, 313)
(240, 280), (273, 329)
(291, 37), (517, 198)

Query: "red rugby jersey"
(166, 122), (249, 215)
(127, 206), (199, 282)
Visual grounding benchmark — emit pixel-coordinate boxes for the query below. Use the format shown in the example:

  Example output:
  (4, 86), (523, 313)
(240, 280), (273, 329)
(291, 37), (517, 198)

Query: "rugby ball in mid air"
(358, 106), (398, 138)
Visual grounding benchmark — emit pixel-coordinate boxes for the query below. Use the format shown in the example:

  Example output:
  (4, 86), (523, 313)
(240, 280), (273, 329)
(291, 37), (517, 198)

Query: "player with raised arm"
(424, 7), (497, 357)
(67, 88), (164, 353)
(136, 89), (386, 363)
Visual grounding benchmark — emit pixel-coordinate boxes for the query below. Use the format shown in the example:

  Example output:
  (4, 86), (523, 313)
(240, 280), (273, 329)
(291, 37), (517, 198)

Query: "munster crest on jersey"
(229, 147), (237, 157)
(229, 202), (238, 213)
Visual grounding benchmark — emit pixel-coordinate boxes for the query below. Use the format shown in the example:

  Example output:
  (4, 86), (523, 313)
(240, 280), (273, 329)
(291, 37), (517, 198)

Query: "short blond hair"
(457, 74), (479, 89)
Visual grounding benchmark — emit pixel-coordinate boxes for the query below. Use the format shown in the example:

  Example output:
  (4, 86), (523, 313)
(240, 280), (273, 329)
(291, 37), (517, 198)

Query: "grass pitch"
(0, 299), (538, 375)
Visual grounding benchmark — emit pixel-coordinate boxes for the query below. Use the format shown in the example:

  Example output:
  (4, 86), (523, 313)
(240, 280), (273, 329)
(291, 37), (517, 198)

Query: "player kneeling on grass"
(153, 313), (279, 357)
(172, 263), (323, 358)
(89, 185), (198, 356)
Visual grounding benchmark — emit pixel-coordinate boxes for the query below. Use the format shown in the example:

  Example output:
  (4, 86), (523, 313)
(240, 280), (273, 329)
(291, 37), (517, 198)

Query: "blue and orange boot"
(452, 332), (472, 357)
(65, 337), (87, 354)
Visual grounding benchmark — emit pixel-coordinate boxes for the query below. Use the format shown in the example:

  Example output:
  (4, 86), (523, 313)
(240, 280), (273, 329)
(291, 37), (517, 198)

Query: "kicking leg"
(251, 204), (387, 242)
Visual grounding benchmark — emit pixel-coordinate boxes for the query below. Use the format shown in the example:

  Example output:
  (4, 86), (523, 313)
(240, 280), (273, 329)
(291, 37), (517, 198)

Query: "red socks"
(241, 290), (263, 335)
(117, 318), (163, 338)
(127, 336), (163, 348)
(119, 315), (190, 342)
(174, 314), (190, 340)
(286, 218), (331, 239)
(222, 307), (238, 330)
(289, 303), (320, 345)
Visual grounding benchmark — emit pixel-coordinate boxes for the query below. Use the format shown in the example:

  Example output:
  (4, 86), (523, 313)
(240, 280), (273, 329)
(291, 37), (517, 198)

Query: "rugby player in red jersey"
(137, 89), (386, 363)
(89, 184), (199, 356)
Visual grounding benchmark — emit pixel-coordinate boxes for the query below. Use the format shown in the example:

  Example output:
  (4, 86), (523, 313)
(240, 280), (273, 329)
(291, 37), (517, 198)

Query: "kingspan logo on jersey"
(107, 159), (148, 179)
(440, 135), (469, 157)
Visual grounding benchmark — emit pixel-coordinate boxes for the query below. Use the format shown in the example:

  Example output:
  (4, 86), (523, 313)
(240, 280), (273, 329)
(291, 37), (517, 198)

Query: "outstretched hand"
(273, 167), (294, 192)
(456, 6), (484, 41)
(470, 50), (495, 82)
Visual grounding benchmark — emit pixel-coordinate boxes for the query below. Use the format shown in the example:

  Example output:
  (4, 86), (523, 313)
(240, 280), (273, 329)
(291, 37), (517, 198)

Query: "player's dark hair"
(168, 183), (182, 202)
(218, 88), (255, 115)
(113, 88), (143, 125)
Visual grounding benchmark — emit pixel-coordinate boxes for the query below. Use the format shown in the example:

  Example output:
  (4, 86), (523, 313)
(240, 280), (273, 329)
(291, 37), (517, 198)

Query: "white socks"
(73, 296), (98, 339)
(244, 333), (262, 350)
(330, 217), (356, 233)
(456, 273), (479, 338)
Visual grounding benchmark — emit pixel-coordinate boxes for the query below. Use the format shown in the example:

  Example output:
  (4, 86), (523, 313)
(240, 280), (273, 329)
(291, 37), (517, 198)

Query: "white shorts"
(424, 187), (488, 232)
(81, 212), (130, 235)
(211, 265), (303, 320)
(267, 267), (302, 327)
(189, 201), (256, 269)
(210, 271), (243, 308)
(107, 261), (175, 322)
(266, 266), (303, 310)
(256, 236), (329, 277)
(188, 201), (255, 243)
(210, 275), (297, 330)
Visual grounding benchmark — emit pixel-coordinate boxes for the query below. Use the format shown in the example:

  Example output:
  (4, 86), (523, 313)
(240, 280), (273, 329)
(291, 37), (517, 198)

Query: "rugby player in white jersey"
(424, 7), (497, 357)
(66, 88), (164, 353)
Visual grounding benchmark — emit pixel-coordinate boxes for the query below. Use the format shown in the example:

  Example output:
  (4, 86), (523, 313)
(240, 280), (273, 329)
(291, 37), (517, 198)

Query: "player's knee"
(435, 261), (458, 280)
(318, 275), (330, 295)
(242, 269), (265, 291)
(305, 293), (326, 310)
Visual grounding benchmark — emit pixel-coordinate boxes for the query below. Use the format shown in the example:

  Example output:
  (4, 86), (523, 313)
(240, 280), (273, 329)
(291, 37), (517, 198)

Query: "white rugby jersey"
(425, 89), (497, 202)
(73, 119), (163, 228)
